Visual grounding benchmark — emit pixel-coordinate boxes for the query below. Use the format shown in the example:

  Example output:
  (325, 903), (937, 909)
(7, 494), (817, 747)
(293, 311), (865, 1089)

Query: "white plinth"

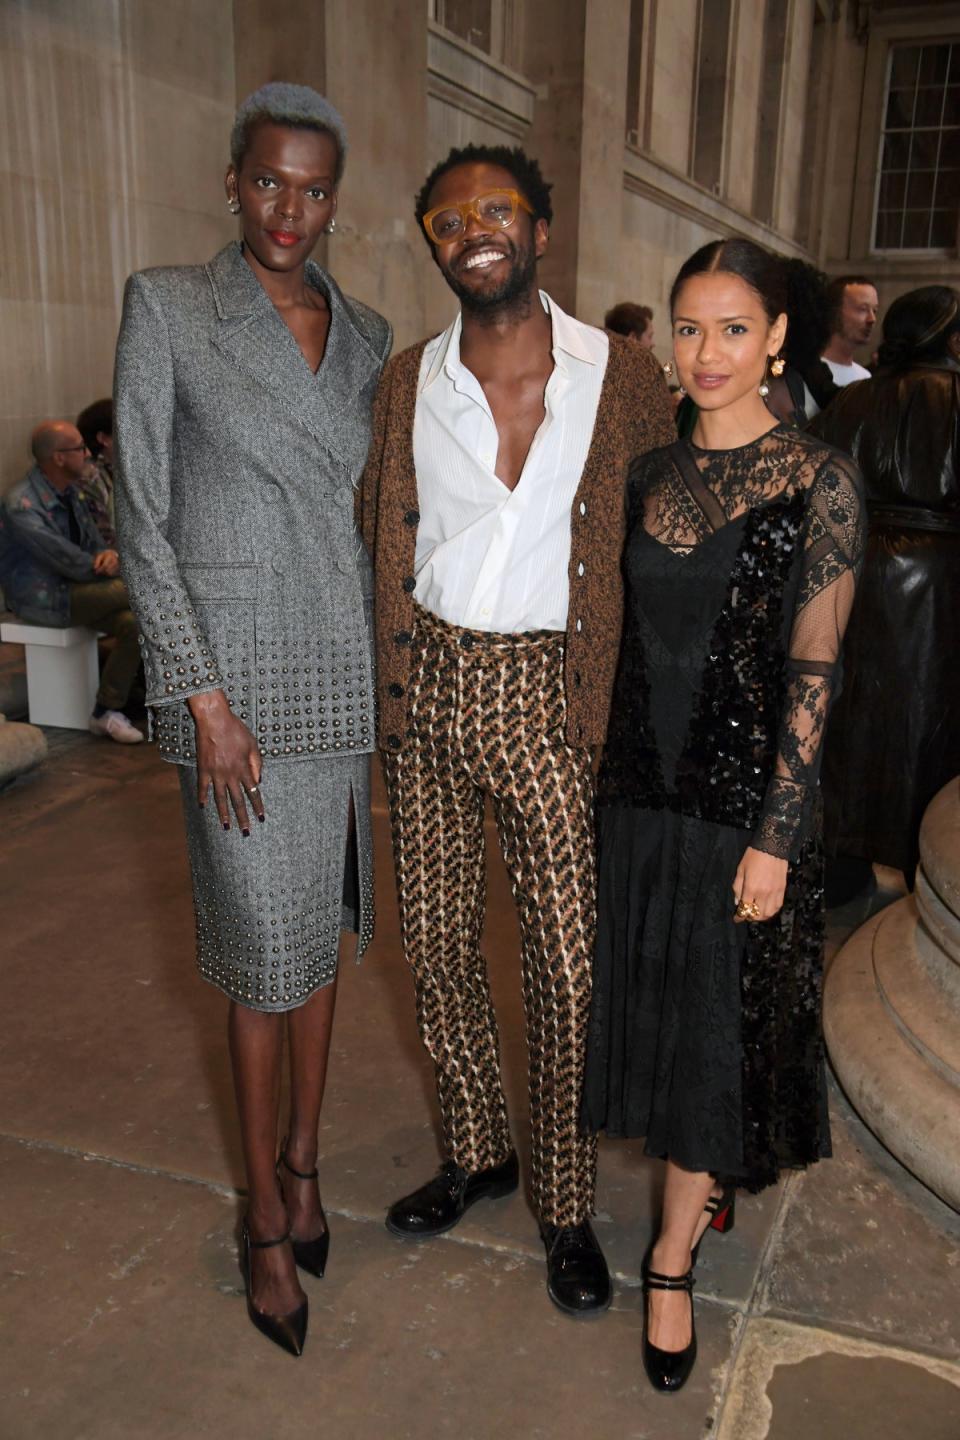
(0, 622), (99, 729)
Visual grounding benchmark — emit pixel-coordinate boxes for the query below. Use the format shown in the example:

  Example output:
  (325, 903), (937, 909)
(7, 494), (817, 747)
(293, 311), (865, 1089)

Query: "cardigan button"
(402, 575), (416, 592)
(386, 733), (401, 749)
(394, 630), (412, 646)
(388, 682), (405, 698)
(403, 508), (420, 526)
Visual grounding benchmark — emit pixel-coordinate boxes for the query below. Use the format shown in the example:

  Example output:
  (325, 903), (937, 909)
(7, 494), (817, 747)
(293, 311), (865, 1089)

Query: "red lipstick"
(267, 230), (300, 248)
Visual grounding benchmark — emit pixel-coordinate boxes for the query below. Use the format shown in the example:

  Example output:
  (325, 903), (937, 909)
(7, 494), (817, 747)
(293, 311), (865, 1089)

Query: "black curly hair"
(781, 258), (838, 409)
(414, 144), (553, 248)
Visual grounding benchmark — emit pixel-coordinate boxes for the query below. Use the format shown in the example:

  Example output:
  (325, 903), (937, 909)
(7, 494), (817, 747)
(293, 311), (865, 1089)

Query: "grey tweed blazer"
(114, 242), (392, 765)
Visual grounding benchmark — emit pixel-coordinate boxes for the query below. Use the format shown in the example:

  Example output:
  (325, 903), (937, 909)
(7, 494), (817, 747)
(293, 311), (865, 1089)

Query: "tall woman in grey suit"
(114, 84), (391, 1356)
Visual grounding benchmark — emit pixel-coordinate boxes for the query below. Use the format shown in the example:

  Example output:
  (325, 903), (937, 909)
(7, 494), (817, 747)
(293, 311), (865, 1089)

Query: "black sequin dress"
(581, 426), (865, 1192)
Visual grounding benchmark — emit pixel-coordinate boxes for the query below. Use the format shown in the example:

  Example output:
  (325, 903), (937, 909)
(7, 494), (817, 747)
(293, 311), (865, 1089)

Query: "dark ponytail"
(670, 238), (787, 323)
(876, 285), (960, 371)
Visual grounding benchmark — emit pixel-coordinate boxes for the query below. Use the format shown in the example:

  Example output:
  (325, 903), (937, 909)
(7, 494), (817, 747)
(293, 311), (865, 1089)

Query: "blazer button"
(387, 733), (401, 748)
(389, 682), (405, 698)
(402, 576), (416, 593)
(403, 508), (420, 526)
(395, 630), (412, 646)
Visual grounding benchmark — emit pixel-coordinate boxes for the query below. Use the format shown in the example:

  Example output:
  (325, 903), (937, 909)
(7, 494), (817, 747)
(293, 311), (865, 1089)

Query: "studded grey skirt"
(177, 753), (374, 1012)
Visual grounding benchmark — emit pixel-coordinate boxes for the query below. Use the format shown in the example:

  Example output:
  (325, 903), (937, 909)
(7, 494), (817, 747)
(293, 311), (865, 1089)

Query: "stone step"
(915, 865), (960, 970)
(872, 899), (960, 1086)
(919, 779), (960, 922)
(824, 901), (960, 1213)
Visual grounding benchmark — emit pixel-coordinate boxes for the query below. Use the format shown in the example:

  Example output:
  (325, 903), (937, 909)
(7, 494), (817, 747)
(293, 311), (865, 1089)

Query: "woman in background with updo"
(114, 83), (391, 1357)
(811, 285), (960, 889)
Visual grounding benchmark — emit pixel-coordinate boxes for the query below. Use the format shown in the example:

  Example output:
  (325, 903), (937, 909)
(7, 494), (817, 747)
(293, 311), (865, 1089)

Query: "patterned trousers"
(383, 605), (598, 1226)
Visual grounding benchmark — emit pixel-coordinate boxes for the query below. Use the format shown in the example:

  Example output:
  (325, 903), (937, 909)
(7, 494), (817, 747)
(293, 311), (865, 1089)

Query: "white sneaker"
(89, 709), (144, 744)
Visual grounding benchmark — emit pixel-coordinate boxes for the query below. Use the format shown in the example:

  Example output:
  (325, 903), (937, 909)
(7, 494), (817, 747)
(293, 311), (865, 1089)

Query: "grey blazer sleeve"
(114, 273), (224, 708)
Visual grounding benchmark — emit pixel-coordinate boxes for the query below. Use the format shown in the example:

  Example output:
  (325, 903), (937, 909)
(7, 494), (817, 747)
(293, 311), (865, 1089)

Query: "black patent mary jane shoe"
(386, 1151), (520, 1238)
(278, 1148), (330, 1279)
(541, 1219), (612, 1317)
(240, 1223), (308, 1358)
(642, 1264), (697, 1393)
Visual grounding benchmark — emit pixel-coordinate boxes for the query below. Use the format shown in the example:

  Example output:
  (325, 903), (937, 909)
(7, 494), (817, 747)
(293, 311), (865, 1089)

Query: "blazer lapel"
(206, 243), (380, 472)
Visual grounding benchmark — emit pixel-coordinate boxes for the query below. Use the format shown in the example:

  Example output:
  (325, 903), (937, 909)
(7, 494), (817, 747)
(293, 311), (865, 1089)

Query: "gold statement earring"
(663, 359), (685, 396)
(771, 355), (786, 376)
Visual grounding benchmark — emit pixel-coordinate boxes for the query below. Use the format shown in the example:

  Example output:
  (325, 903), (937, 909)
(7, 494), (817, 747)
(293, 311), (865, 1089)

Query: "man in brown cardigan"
(359, 143), (675, 1316)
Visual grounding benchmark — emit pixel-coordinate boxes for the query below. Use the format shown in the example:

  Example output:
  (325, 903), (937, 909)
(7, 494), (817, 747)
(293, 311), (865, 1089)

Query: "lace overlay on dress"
(604, 426), (865, 859)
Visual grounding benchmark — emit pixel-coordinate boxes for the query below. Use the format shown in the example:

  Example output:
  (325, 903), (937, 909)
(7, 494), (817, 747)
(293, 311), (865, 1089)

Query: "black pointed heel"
(239, 1223), (308, 1357)
(641, 1264), (697, 1393)
(278, 1148), (330, 1279)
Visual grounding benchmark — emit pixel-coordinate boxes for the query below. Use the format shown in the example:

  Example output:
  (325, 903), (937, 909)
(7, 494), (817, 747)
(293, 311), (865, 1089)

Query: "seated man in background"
(76, 398), (116, 546)
(0, 420), (142, 743)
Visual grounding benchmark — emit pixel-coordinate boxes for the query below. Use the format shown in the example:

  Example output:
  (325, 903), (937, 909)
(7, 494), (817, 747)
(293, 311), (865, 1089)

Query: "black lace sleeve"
(752, 451), (866, 859)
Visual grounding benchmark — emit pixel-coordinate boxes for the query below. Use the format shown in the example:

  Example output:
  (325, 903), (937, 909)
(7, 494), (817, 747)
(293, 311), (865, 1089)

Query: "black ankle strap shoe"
(641, 1264), (697, 1392)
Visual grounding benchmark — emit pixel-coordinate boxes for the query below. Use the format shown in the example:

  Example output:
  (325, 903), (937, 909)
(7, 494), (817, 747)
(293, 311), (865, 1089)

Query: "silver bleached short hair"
(230, 82), (348, 182)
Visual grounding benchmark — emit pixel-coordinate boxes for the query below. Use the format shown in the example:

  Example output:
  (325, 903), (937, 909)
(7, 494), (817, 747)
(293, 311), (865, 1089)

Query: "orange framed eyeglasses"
(421, 189), (534, 245)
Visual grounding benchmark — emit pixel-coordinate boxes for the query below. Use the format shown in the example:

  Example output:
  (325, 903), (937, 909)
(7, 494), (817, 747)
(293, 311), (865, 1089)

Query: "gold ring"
(736, 899), (761, 921)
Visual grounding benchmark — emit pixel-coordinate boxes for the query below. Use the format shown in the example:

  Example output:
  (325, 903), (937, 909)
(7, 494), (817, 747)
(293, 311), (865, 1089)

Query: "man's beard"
(443, 237), (538, 318)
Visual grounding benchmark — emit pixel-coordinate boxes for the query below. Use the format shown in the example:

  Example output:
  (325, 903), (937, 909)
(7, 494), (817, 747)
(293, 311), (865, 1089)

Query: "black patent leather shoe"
(385, 1151), (520, 1238)
(239, 1222), (308, 1358)
(541, 1219), (612, 1316)
(278, 1148), (330, 1278)
(642, 1263), (697, 1393)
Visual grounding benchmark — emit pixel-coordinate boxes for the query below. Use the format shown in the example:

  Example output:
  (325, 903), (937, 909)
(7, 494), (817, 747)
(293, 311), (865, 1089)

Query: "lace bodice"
(602, 425), (866, 859)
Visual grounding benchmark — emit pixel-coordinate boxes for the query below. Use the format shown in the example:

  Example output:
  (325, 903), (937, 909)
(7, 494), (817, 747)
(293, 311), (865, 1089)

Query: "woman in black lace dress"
(582, 240), (865, 1393)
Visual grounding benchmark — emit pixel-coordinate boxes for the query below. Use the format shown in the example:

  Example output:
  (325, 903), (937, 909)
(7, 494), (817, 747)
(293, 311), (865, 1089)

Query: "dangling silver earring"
(324, 217), (336, 235)
(758, 362), (770, 399)
(227, 198), (240, 215)
(678, 386), (687, 398)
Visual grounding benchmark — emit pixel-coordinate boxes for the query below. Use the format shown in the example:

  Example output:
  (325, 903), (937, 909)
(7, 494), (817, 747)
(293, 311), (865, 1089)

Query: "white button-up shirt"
(413, 291), (608, 632)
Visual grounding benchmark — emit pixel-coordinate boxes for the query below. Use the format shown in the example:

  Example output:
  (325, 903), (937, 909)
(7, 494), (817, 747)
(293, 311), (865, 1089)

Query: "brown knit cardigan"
(358, 331), (677, 753)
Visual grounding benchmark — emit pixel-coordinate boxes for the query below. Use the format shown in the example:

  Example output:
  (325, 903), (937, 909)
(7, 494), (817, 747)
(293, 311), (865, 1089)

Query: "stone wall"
(0, 0), (236, 491)
(0, 0), (957, 479)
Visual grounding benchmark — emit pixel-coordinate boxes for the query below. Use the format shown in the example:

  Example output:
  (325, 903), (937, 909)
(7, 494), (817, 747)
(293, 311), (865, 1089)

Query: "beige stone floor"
(1, 735), (958, 1440)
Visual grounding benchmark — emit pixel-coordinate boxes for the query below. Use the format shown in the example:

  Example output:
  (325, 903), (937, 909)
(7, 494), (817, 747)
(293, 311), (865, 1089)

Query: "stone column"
(324, 2), (429, 349)
(825, 778), (960, 1212)
(522, 0), (631, 324)
(233, 0), (429, 349)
